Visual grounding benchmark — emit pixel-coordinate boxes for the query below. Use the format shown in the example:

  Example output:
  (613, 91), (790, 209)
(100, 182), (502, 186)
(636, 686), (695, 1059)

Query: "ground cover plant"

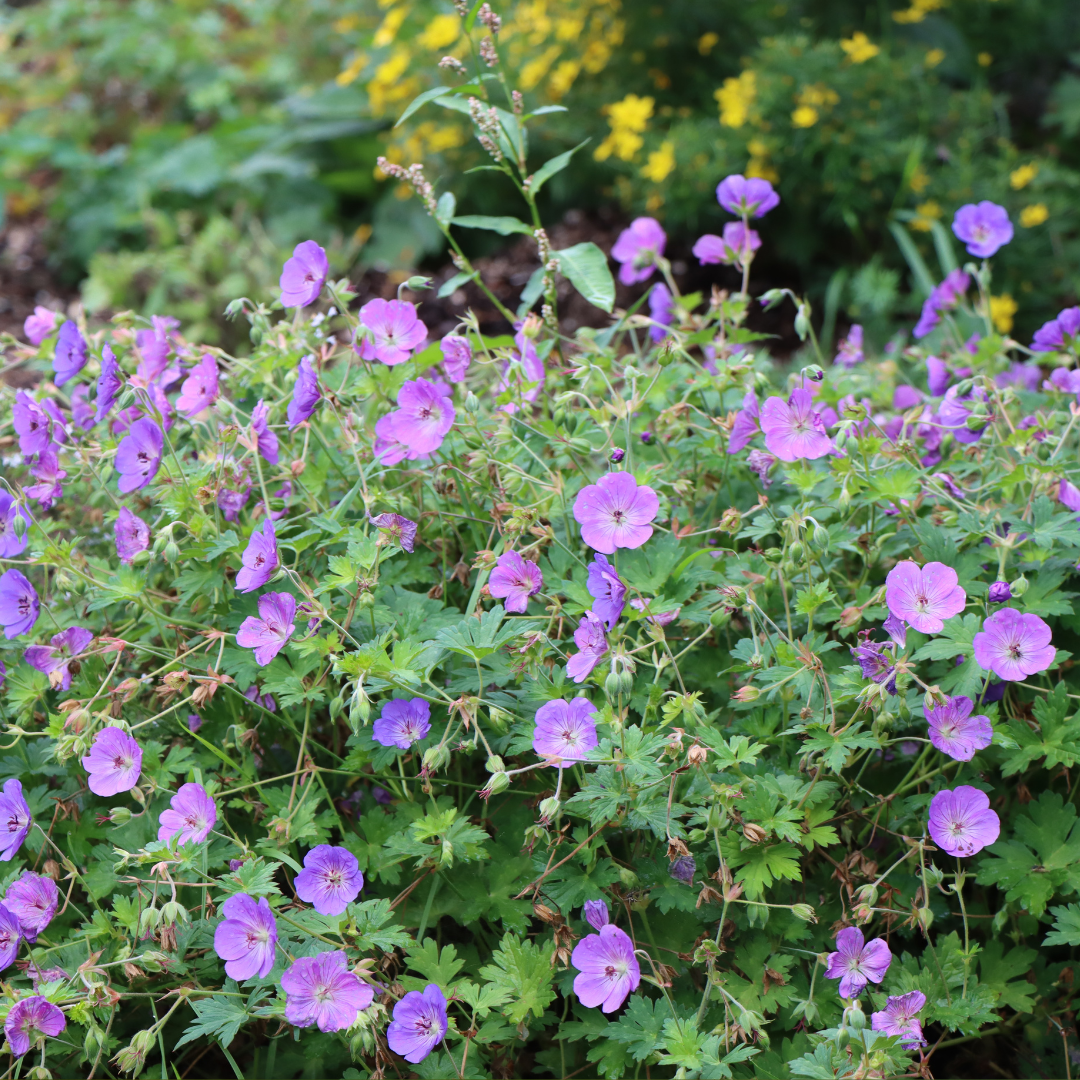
(5, 8), (1080, 1080)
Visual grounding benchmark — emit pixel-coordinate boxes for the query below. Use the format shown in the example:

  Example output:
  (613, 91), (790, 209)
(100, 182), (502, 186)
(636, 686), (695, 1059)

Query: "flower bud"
(163, 541), (180, 564)
(485, 755), (505, 774)
(117, 387), (136, 410)
(988, 580), (1011, 603)
(11, 512), (26, 537)
(923, 685), (948, 709)
(1009, 574), (1029, 597)
(152, 531), (169, 555)
(132, 549), (152, 565)
(789, 540), (804, 562)
(619, 867), (639, 888)
(719, 507), (741, 533)
(610, 447), (625, 464)
(791, 903), (817, 922)
(538, 796), (561, 821)
(110, 807), (132, 826)
(465, 391), (480, 413)
(811, 523), (830, 552)
(26, 1067), (52, 1080)
(844, 1002), (866, 1029)
(656, 339), (677, 366)
(485, 771), (510, 796)
(733, 686), (760, 702)
(604, 669), (623, 699)
(422, 744), (450, 772)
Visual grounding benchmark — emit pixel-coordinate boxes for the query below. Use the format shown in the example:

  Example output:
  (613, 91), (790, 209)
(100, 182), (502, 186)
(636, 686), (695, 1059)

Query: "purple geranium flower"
(70, 385), (94, 430)
(573, 472), (658, 554)
(135, 325), (175, 387)
(834, 325), (864, 367)
(0, 906), (20, 971)
(440, 335), (472, 383)
(914, 269), (970, 339)
(883, 615), (907, 648)
(390, 378), (455, 456)
(4, 996), (65, 1057)
(988, 581), (1012, 603)
(236, 592), (296, 666)
(488, 551), (543, 614)
(2, 872), (57, 942)
(114, 506), (150, 565)
(282, 951), (374, 1032)
(388, 984), (448, 1064)
(952, 201), (1013, 258)
(0, 570), (40, 639)
(629, 598), (680, 626)
(236, 520), (278, 593)
(40, 399), (68, 445)
(928, 785), (1000, 857)
(571, 924), (641, 1013)
(1033, 307), (1080, 354)
(175, 354), (219, 418)
(0, 780), (31, 861)
(648, 282), (674, 341)
(926, 356), (951, 397)
(370, 512), (418, 552)
(584, 899), (610, 930)
(13, 392), (51, 457)
(885, 560), (966, 634)
(373, 412), (409, 465)
(610, 217), (666, 285)
(939, 384), (989, 444)
(496, 329), (547, 414)
(893, 385), (922, 411)
(0, 494), (29, 559)
(280, 240), (329, 308)
(287, 356), (322, 429)
(760, 388), (833, 461)
(533, 698), (598, 766)
(250, 400), (279, 465)
(926, 696), (992, 761)
(373, 698), (431, 749)
(357, 299), (428, 366)
(158, 782), (217, 845)
(115, 417), (163, 493)
(96, 345), (123, 423)
(716, 174), (780, 218)
(24, 306), (57, 346)
(693, 222), (761, 267)
(850, 633), (897, 695)
(295, 846), (364, 916)
(218, 485), (251, 522)
(214, 893), (278, 980)
(728, 392), (760, 454)
(26, 627), (94, 691)
(1045, 366), (1080, 395)
(824, 927), (892, 998)
(81, 727), (142, 796)
(53, 320), (87, 386)
(973, 608), (1055, 681)
(586, 553), (626, 631)
(25, 447), (66, 510)
(871, 991), (927, 1049)
(1060, 479), (1080, 513)
(566, 612), (609, 683)
(243, 685), (276, 712)
(746, 448), (776, 489)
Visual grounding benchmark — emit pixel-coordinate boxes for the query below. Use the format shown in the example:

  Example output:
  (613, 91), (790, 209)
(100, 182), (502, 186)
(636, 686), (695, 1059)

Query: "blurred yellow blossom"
(911, 200), (941, 231)
(641, 141), (675, 183)
(595, 94), (654, 161)
(336, 53), (368, 88)
(909, 167), (930, 193)
(893, 0), (944, 23)
(840, 32), (880, 63)
(977, 52), (992, 66)
(1010, 163), (1038, 189)
(791, 83), (838, 127)
(747, 139), (779, 183)
(989, 294), (1017, 334)
(373, 7), (408, 47)
(368, 50), (414, 113)
(521, 45), (561, 89)
(924, 48), (945, 68)
(1020, 203), (1049, 227)
(418, 15), (460, 51)
(792, 106), (818, 127)
(715, 71), (756, 129)
(698, 32), (719, 55)
(333, 14), (360, 33)
(548, 59), (581, 99)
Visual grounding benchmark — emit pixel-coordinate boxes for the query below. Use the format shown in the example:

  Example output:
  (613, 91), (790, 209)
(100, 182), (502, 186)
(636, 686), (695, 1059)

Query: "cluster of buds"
(467, 97), (504, 161)
(477, 3), (502, 33)
(374, 158), (437, 215)
(438, 56), (467, 73)
(479, 35), (499, 68)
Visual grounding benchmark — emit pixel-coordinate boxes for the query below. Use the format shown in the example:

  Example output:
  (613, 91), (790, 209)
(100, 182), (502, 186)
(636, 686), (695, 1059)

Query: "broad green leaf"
(555, 241), (616, 312)
(477, 932), (556, 1022)
(451, 215), (533, 236)
(395, 84), (482, 127)
(529, 139), (589, 194)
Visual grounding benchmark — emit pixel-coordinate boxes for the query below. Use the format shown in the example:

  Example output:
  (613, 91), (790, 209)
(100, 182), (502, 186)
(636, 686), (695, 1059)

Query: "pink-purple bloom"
(0, 570), (39, 639)
(648, 282), (674, 341)
(610, 217), (666, 285)
(0, 494), (29, 560)
(279, 240), (329, 308)
(235, 520), (279, 593)
(373, 698), (431, 749)
(114, 506), (150, 565)
(176, 354), (219, 417)
(693, 222), (761, 268)
(972, 608), (1056, 681)
(282, 951), (374, 1032)
(885, 560), (966, 634)
(571, 924), (641, 1013)
(533, 698), (598, 766)
(926, 696), (992, 761)
(24, 625), (93, 692)
(2, 872), (57, 942)
(629, 598), (681, 626)
(760, 388), (833, 461)
(236, 592), (296, 666)
(988, 581), (1012, 603)
(440, 335), (472, 382)
(96, 345), (123, 422)
(218, 485), (251, 522)
(23, 306), (57, 346)
(373, 412), (410, 466)
(158, 782), (217, 845)
(566, 612), (609, 683)
(716, 174), (780, 218)
(357, 299), (427, 366)
(115, 417), (163, 493)
(0, 781), (30, 861)
(389, 378), (455, 457)
(214, 893), (278, 980)
(251, 399), (279, 464)
(728, 392), (760, 453)
(488, 550), (543, 613)
(24, 447), (66, 510)
(584, 899), (610, 930)
(834, 325), (864, 367)
(4, 996), (65, 1057)
(295, 846), (365, 916)
(586, 553), (626, 630)
(850, 633), (897, 695)
(81, 727), (143, 796)
(53, 320), (87, 386)
(952, 201), (1013, 258)
(387, 983), (448, 1063)
(871, 991), (927, 1049)
(0, 906), (20, 971)
(824, 927), (892, 998)
(1032, 307), (1080, 354)
(928, 785), (1000, 857)
(287, 356), (322, 429)
(1060, 479), (1080, 513)
(13, 392), (52, 457)
(70, 385), (94, 430)
(573, 472), (658, 554)
(370, 512), (417, 552)
(496, 330), (546, 413)
(914, 269), (970, 339)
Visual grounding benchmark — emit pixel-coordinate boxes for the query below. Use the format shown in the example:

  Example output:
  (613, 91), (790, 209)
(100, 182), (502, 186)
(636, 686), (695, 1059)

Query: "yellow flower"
(417, 14), (459, 51)
(333, 14), (360, 33)
(715, 71), (756, 129)
(645, 193), (664, 213)
(909, 167), (930, 193)
(336, 53), (367, 88)
(747, 158), (779, 183)
(367, 50), (413, 113)
(893, 0), (944, 23)
(548, 59), (581, 99)
(924, 48), (945, 68)
(641, 141), (675, 183)
(1020, 203), (1049, 228)
(792, 105), (819, 128)
(989, 294), (1017, 335)
(799, 84), (839, 108)
(698, 32), (719, 55)
(911, 200), (941, 232)
(373, 7), (408, 47)
(594, 94), (654, 162)
(521, 44), (561, 90)
(1010, 163), (1038, 190)
(555, 16), (584, 40)
(977, 51), (992, 67)
(840, 32), (880, 63)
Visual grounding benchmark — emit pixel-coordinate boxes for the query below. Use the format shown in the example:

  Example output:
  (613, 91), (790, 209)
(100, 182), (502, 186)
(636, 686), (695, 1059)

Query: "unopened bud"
(163, 541), (180, 564)
(485, 755), (505, 774)
(844, 1002), (866, 1029)
(811, 523), (829, 551)
(422, 744), (450, 772)
(1009, 574), (1029, 597)
(719, 507), (741, 533)
(110, 807), (132, 826)
(290, 458), (307, 477)
(465, 391), (480, 413)
(923, 685), (948, 709)
(11, 512), (26, 537)
(485, 771), (510, 796)
(619, 867), (639, 888)
(538, 796), (561, 821)
(733, 685), (760, 702)
(791, 903), (817, 922)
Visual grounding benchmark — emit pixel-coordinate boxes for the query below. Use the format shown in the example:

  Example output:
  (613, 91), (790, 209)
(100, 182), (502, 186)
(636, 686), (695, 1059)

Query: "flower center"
(612, 510), (625, 523)
(416, 1016), (433, 1035)
(112, 754), (132, 771)
(560, 727), (579, 747)
(1008, 641), (1023, 659)
(17, 596), (30, 616)
(314, 981), (332, 1003)
(326, 869), (344, 887)
(7, 813), (24, 833)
